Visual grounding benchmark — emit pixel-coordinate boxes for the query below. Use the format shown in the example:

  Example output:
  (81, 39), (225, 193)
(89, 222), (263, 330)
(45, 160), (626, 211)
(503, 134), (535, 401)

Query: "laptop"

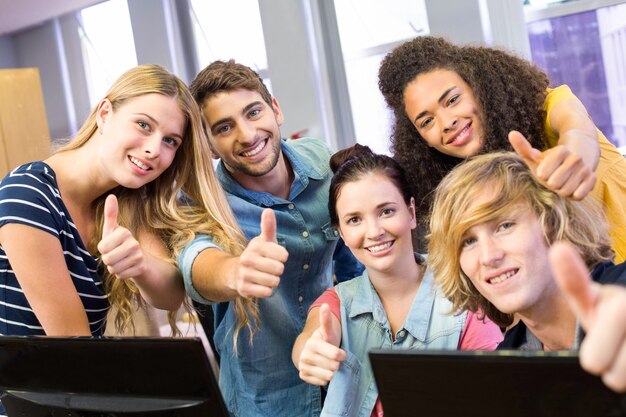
(0, 336), (229, 417)
(369, 349), (626, 417)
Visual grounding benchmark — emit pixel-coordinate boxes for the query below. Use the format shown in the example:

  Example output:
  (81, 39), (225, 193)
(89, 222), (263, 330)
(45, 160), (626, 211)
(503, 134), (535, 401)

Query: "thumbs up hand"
(97, 194), (146, 279)
(260, 206), (278, 243)
(550, 241), (626, 393)
(297, 304), (345, 386)
(233, 208), (288, 298)
(509, 130), (595, 200)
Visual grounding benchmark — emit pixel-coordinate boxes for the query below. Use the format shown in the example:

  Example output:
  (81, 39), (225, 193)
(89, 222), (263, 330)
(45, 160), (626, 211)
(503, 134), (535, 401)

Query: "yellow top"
(545, 85), (626, 263)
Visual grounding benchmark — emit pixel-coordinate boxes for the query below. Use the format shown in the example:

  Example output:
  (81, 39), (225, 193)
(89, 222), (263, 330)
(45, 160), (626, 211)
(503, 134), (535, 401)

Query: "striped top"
(0, 162), (109, 336)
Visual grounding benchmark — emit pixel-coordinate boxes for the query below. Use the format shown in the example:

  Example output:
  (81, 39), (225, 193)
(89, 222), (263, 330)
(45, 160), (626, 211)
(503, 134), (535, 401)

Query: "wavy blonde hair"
(57, 64), (248, 335)
(428, 152), (614, 327)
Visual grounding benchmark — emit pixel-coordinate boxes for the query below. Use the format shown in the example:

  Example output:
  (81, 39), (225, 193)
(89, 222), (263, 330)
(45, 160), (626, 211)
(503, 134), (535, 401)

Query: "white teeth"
(450, 125), (469, 144)
(130, 157), (150, 170)
(243, 141), (266, 157)
(489, 270), (516, 284)
(367, 242), (392, 253)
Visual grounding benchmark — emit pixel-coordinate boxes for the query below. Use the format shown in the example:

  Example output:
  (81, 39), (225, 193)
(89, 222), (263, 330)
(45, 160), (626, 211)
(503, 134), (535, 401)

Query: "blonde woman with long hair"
(0, 64), (245, 338)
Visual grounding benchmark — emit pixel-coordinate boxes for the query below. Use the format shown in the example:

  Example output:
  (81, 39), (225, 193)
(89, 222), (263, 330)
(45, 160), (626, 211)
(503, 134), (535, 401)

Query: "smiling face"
(97, 93), (185, 189)
(458, 189), (557, 318)
(403, 68), (484, 159)
(201, 88), (284, 183)
(336, 173), (416, 276)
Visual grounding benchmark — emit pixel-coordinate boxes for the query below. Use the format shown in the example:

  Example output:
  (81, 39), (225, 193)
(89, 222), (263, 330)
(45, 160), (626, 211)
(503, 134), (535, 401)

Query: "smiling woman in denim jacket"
(292, 144), (504, 417)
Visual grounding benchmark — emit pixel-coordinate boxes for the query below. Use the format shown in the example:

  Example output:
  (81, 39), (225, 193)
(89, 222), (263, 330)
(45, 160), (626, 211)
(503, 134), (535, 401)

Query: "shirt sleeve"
(309, 287), (342, 324)
(178, 234), (223, 305)
(333, 238), (365, 283)
(0, 170), (63, 237)
(458, 310), (503, 350)
(543, 84), (578, 148)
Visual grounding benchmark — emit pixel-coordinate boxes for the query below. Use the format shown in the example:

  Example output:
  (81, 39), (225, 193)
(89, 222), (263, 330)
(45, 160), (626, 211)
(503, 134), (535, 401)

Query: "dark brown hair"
(329, 144), (412, 226)
(190, 59), (272, 107)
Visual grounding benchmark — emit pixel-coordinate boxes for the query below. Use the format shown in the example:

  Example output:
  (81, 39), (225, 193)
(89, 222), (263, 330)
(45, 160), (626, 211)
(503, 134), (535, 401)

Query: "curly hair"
(428, 152), (613, 328)
(378, 36), (549, 229)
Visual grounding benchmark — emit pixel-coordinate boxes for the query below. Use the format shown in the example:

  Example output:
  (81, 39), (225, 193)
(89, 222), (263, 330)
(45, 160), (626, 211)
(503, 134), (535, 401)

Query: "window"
(78, 0), (137, 107)
(189, 0), (269, 82)
(525, 0), (626, 147)
(334, 0), (429, 155)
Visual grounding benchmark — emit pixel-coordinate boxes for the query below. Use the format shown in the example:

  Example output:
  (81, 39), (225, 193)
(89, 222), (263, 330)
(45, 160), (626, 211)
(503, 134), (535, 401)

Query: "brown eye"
(419, 117), (433, 129)
(447, 95), (460, 106)
(461, 236), (476, 248)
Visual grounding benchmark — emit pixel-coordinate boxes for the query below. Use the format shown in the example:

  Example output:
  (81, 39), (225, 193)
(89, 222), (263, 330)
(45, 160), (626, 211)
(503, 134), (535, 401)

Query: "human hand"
(97, 194), (146, 279)
(233, 208), (288, 298)
(550, 241), (626, 392)
(509, 130), (596, 200)
(298, 304), (345, 386)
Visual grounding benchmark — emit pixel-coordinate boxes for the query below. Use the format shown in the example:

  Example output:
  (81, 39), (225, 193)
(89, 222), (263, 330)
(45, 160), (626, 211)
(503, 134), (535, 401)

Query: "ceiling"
(0, 0), (103, 36)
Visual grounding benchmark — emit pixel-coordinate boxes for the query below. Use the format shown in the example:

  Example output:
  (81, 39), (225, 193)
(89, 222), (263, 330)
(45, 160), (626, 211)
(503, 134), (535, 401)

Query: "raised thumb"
(259, 208), (277, 243)
(318, 303), (334, 343)
(509, 130), (541, 165)
(102, 194), (119, 237)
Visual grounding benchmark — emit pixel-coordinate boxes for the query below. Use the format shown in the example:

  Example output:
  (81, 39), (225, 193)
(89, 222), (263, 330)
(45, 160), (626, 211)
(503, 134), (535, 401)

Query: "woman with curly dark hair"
(378, 36), (626, 262)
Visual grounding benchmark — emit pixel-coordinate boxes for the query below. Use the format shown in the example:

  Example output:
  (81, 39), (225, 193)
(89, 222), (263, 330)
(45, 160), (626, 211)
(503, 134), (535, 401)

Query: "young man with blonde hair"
(428, 152), (626, 392)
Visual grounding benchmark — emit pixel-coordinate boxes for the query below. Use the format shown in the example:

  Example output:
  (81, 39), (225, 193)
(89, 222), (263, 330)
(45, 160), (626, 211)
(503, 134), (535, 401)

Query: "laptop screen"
(369, 349), (626, 417)
(0, 336), (228, 416)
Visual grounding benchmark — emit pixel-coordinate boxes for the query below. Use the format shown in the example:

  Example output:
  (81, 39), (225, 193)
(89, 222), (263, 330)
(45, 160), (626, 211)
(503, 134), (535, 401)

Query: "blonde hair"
(428, 152), (613, 327)
(57, 64), (249, 334)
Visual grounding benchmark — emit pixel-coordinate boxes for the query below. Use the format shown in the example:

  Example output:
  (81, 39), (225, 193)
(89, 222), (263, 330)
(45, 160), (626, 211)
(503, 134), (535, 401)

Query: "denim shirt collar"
(216, 139), (325, 207)
(346, 266), (438, 341)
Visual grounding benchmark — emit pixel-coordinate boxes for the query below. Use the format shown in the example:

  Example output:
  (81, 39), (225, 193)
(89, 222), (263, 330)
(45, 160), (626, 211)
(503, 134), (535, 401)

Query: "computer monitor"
(0, 336), (228, 417)
(369, 349), (626, 417)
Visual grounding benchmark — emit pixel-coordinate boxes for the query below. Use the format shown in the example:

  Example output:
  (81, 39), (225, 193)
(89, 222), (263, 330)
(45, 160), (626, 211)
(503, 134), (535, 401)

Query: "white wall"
(258, 0), (326, 143)
(0, 0), (535, 146)
(13, 20), (75, 140)
(425, 0), (531, 58)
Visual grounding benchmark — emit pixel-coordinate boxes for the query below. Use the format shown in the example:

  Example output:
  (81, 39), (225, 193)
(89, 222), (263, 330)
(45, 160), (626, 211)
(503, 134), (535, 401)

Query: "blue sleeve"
(178, 234), (223, 305)
(332, 238), (364, 283)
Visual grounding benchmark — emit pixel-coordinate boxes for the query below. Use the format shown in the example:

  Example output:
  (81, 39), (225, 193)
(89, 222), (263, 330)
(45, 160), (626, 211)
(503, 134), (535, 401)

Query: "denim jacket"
(321, 266), (466, 417)
(179, 138), (363, 417)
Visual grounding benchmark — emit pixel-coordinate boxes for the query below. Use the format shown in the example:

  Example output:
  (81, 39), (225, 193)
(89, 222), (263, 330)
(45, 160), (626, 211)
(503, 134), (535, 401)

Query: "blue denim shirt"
(179, 137), (363, 417)
(322, 264), (466, 417)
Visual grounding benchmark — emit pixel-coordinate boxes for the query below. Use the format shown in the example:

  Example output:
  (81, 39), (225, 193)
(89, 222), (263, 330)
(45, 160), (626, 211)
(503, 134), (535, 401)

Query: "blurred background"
(1, 0), (625, 156)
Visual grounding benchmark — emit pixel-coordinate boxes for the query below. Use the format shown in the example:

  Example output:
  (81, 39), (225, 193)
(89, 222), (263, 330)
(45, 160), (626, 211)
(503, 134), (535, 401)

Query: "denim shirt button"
(298, 296), (304, 303)
(303, 264), (309, 270)
(288, 203), (295, 210)
(398, 330), (406, 339)
(302, 231), (309, 238)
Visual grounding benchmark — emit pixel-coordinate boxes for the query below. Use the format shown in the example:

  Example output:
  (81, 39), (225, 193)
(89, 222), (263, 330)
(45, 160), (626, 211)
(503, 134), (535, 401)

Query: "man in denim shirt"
(179, 60), (363, 417)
